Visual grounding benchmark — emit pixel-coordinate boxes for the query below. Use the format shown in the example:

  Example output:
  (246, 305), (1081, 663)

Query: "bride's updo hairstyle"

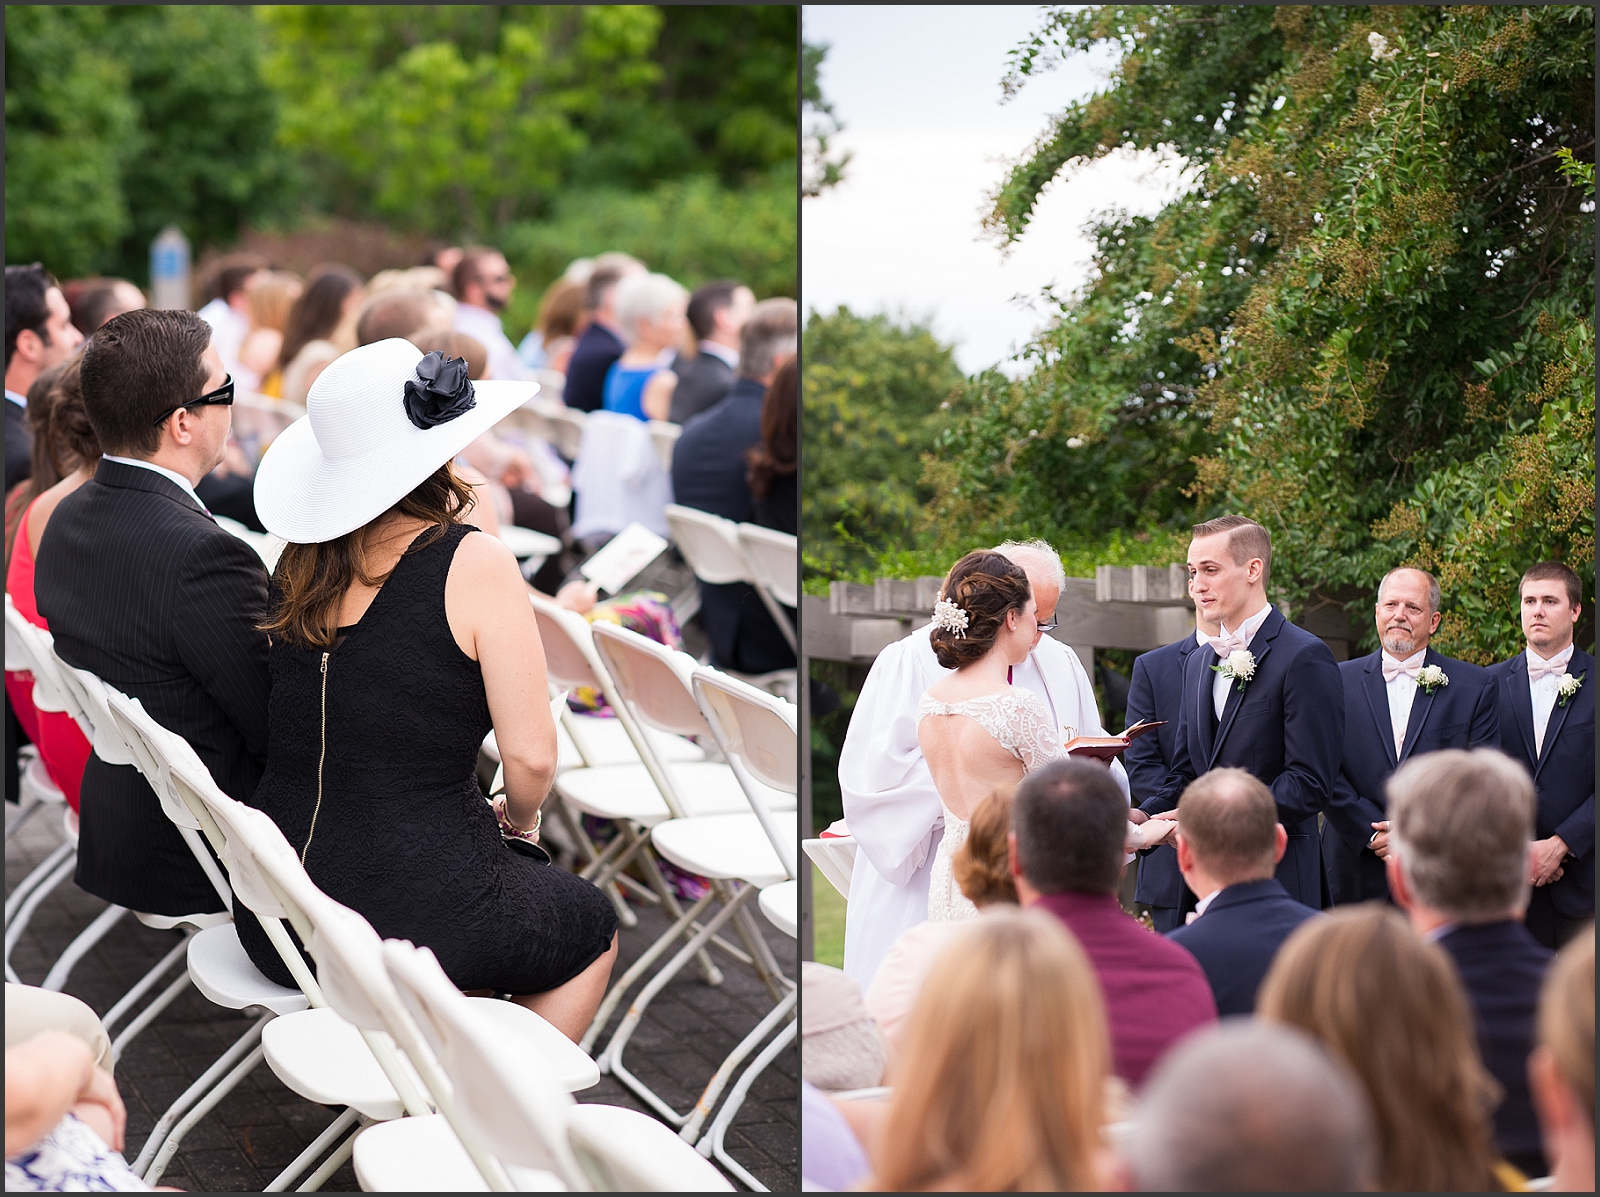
(930, 550), (1032, 670)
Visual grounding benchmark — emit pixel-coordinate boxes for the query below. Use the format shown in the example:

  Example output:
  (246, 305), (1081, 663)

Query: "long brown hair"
(869, 909), (1108, 1191)
(746, 354), (796, 499)
(262, 463), (477, 649)
(1257, 906), (1505, 1192)
(278, 265), (363, 371)
(4, 357), (99, 569)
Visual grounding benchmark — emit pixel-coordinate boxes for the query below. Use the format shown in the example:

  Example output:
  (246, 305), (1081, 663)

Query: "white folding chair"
(383, 937), (734, 1192)
(734, 524), (797, 652)
(585, 630), (794, 1129)
(647, 418), (681, 473)
(3, 597), (70, 843)
(681, 669), (799, 1173)
(663, 504), (750, 588)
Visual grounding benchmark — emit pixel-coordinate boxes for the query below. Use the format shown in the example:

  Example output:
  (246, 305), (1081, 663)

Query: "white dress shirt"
(1381, 648), (1426, 759)
(1189, 886), (1224, 923)
(1212, 602), (1274, 720)
(1528, 642), (1575, 756)
(454, 303), (531, 383)
(6, 387), (27, 410)
(101, 455), (207, 514)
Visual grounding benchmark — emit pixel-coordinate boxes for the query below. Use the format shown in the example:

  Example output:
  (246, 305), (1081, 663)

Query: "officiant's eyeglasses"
(1036, 618), (1059, 633)
(151, 376), (235, 427)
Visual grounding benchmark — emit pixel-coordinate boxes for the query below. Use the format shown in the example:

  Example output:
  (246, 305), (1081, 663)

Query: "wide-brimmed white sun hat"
(254, 338), (536, 544)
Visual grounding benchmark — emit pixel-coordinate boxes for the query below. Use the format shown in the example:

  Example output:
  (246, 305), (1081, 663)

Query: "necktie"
(1528, 656), (1568, 682)
(1382, 655), (1424, 683)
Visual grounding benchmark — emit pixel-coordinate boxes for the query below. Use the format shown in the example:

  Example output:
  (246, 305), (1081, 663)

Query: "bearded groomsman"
(1136, 516), (1343, 910)
(1323, 567), (1499, 904)
(1487, 562), (1593, 949)
(1127, 596), (1219, 931)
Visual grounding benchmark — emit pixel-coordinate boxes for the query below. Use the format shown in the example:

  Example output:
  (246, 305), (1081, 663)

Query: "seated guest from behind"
(1260, 904), (1523, 1191)
(1385, 747), (1555, 1177)
(35, 309), (270, 919)
(863, 909), (1114, 1191)
(5, 361), (98, 815)
(670, 297), (798, 676)
(865, 782), (1018, 1056)
(670, 279), (753, 424)
(1164, 767), (1320, 1016)
(1131, 1021), (1376, 1192)
(563, 253), (645, 413)
(243, 338), (618, 1041)
(745, 355), (797, 536)
(601, 272), (688, 422)
(1528, 927), (1594, 1193)
(1009, 758), (1216, 1087)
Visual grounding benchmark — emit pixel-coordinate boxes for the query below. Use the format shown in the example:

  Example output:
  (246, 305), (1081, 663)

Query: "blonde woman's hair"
(869, 909), (1108, 1192)
(1257, 905), (1505, 1192)
(1538, 925), (1595, 1122)
(249, 271), (302, 333)
(952, 784), (1019, 907)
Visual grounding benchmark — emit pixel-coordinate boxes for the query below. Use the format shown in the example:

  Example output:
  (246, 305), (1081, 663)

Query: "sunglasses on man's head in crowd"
(151, 375), (235, 427)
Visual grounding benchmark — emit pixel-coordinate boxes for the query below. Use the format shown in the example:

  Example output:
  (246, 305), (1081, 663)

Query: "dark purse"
(503, 835), (551, 865)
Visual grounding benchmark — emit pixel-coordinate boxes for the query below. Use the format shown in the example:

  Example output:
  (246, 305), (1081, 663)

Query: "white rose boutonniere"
(1415, 664), (1449, 695)
(1212, 648), (1257, 692)
(1556, 671), (1584, 708)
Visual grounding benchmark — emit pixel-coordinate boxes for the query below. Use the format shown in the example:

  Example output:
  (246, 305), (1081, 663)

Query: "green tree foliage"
(5, 5), (288, 281)
(802, 41), (851, 197)
(802, 308), (964, 581)
(931, 5), (1593, 661)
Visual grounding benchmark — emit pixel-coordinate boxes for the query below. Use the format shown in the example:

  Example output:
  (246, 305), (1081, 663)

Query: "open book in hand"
(1063, 718), (1168, 761)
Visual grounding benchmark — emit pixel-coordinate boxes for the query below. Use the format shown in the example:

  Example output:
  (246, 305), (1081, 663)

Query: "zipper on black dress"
(301, 651), (330, 864)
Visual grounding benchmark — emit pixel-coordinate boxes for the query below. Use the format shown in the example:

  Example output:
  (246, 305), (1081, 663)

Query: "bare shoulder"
(450, 528), (520, 579)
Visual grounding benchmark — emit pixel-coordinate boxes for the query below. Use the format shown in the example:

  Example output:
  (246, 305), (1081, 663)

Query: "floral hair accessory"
(403, 351), (476, 430)
(931, 597), (970, 637)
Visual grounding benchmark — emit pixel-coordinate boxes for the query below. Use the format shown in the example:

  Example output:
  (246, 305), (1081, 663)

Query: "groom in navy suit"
(1127, 599), (1218, 931)
(1137, 516), (1343, 910)
(1487, 561), (1594, 949)
(1324, 567), (1500, 904)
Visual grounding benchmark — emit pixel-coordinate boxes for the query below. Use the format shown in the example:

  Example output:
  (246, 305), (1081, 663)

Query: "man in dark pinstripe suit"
(36, 309), (271, 917)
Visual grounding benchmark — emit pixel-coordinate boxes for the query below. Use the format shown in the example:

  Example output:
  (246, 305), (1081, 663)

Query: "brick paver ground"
(6, 802), (796, 1191)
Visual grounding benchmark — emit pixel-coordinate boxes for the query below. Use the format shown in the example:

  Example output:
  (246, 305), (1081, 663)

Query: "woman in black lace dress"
(240, 338), (617, 1040)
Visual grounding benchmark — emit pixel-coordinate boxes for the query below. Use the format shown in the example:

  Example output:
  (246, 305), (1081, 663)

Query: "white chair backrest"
(646, 419), (680, 473)
(527, 594), (607, 694)
(49, 659), (135, 767)
(588, 622), (710, 740)
(382, 939), (590, 1190)
(736, 524), (798, 609)
(4, 594), (32, 673)
(691, 669), (798, 878)
(4, 599), (73, 716)
(663, 504), (750, 586)
(570, 411), (672, 541)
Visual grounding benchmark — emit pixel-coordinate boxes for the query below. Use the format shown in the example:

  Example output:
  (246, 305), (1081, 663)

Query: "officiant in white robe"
(838, 542), (1129, 986)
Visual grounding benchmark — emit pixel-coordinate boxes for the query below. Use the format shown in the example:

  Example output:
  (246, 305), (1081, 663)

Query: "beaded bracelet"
(493, 794), (542, 842)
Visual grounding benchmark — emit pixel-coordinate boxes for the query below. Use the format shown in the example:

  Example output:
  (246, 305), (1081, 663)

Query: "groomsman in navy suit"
(1127, 599), (1218, 931)
(1487, 561), (1594, 949)
(1324, 567), (1499, 904)
(1138, 516), (1344, 910)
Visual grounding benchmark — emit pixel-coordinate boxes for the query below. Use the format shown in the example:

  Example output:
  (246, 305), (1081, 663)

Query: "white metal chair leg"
(3, 850), (76, 966)
(5, 839), (75, 925)
(581, 886), (719, 1053)
(294, 1118), (364, 1192)
(101, 932), (192, 1037)
(4, 792), (45, 841)
(601, 884), (755, 1124)
(635, 840), (724, 987)
(41, 902), (128, 990)
(263, 1108), (362, 1192)
(143, 1040), (268, 1186)
(132, 1011), (271, 1176)
(109, 967), (194, 1063)
(697, 1016), (798, 1191)
(680, 984), (796, 1146)
(730, 902), (789, 1002)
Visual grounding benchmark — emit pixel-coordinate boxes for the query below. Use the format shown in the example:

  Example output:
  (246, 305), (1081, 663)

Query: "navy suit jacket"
(6, 396), (31, 491)
(669, 379), (794, 674)
(1487, 647), (1595, 918)
(562, 322), (624, 414)
(1126, 631), (1201, 910)
(1166, 878), (1320, 1016)
(1148, 607), (1344, 908)
(1324, 648), (1499, 904)
(1437, 920), (1553, 1168)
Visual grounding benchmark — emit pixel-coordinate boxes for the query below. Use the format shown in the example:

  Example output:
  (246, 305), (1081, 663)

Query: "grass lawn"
(811, 861), (846, 968)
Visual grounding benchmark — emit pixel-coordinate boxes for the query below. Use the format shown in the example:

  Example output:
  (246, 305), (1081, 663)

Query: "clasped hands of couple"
(1366, 820), (1566, 885)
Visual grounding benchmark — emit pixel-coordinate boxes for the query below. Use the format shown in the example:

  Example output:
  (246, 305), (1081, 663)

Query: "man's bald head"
(1176, 767), (1281, 886)
(1131, 1022), (1376, 1192)
(994, 539), (1064, 629)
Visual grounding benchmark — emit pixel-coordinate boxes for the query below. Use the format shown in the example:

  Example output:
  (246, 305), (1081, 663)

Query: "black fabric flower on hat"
(402, 351), (476, 430)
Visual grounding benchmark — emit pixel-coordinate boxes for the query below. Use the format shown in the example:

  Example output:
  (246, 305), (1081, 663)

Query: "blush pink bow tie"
(1210, 631), (1248, 659)
(1382, 656), (1424, 683)
(1528, 656), (1568, 681)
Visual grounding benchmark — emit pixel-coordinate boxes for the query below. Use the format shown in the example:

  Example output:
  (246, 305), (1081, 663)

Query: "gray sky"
(803, 5), (1190, 374)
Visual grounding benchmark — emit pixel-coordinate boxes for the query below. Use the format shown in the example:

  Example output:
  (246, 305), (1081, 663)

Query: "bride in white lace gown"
(917, 551), (1068, 922)
(917, 550), (1171, 922)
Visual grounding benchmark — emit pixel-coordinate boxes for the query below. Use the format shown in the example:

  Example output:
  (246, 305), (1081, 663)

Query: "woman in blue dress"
(601, 272), (688, 422)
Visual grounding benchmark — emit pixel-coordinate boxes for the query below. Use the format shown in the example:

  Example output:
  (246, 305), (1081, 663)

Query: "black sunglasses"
(151, 375), (235, 427)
